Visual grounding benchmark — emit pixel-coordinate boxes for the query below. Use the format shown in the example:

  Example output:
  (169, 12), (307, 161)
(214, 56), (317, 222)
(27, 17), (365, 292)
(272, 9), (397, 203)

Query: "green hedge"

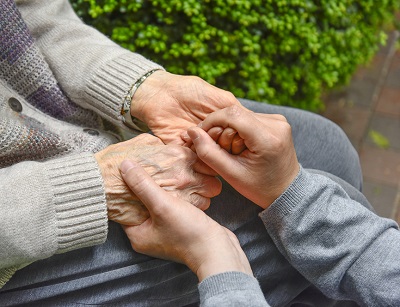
(72, 0), (399, 111)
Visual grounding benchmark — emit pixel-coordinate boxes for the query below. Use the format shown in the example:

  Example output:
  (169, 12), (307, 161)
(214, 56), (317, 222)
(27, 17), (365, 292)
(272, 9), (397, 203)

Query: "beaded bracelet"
(120, 69), (160, 132)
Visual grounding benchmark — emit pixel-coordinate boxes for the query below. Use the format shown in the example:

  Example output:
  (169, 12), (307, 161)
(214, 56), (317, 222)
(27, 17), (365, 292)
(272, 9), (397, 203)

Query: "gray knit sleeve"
(198, 272), (270, 307)
(260, 167), (400, 306)
(0, 153), (108, 272)
(15, 0), (164, 128)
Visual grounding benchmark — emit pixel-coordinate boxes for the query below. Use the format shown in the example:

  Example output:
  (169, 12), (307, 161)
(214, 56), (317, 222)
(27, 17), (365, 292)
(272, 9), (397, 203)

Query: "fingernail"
(120, 160), (136, 175)
(215, 127), (223, 135)
(187, 128), (200, 141)
(181, 132), (190, 141)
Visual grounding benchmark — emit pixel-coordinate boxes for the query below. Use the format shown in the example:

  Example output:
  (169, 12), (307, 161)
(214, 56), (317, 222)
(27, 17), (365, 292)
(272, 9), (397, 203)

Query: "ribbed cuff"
(259, 166), (309, 223)
(198, 271), (269, 306)
(45, 153), (108, 253)
(199, 271), (261, 300)
(0, 266), (19, 289)
(85, 52), (164, 129)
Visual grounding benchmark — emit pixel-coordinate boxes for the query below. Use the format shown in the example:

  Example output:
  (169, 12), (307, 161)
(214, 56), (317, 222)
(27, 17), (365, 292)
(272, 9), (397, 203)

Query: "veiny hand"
(94, 134), (222, 225)
(130, 71), (241, 144)
(120, 160), (253, 282)
(187, 106), (300, 209)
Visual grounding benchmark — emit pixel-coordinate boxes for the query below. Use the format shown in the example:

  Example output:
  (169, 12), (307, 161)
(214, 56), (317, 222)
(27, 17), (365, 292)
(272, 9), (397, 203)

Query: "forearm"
(15, 0), (164, 127)
(0, 153), (108, 269)
(260, 167), (400, 306)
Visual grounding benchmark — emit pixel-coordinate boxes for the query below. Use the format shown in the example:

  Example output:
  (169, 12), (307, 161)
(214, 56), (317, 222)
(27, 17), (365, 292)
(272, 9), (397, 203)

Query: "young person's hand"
(187, 106), (300, 209)
(120, 160), (253, 282)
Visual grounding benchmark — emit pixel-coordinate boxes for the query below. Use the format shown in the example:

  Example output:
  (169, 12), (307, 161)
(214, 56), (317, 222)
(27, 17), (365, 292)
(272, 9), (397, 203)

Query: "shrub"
(71, 0), (399, 111)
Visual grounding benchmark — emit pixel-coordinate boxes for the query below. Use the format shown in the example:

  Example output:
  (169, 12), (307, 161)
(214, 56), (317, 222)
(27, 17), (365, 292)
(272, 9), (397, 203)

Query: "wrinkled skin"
(131, 71), (242, 145)
(95, 134), (222, 225)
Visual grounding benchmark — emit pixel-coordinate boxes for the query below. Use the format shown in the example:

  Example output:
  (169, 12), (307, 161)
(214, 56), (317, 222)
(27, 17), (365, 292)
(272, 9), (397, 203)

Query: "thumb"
(119, 160), (170, 214)
(187, 127), (238, 178)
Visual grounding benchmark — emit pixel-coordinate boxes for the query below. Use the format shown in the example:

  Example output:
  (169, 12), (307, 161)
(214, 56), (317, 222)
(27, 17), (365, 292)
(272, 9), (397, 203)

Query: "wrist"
(185, 231), (253, 282)
(121, 69), (162, 132)
(196, 254), (252, 282)
(129, 70), (171, 122)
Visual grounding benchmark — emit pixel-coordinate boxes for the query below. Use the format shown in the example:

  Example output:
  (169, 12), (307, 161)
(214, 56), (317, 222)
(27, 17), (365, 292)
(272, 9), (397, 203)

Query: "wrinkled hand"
(94, 134), (222, 225)
(187, 106), (300, 209)
(130, 71), (241, 144)
(120, 160), (253, 282)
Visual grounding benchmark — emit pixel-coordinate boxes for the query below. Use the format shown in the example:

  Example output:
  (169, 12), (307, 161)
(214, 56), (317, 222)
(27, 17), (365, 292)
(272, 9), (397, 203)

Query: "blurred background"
(71, 0), (400, 222)
(322, 28), (400, 223)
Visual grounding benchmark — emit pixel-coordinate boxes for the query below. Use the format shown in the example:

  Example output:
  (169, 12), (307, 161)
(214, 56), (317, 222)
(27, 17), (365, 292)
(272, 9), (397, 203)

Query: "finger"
(189, 193), (211, 211)
(187, 127), (239, 179)
(120, 160), (171, 214)
(191, 175), (222, 198)
(193, 159), (219, 176)
(217, 127), (237, 153)
(231, 134), (246, 155)
(208, 127), (224, 141)
(107, 199), (150, 226)
(181, 131), (192, 147)
(199, 106), (265, 149)
(181, 127), (223, 150)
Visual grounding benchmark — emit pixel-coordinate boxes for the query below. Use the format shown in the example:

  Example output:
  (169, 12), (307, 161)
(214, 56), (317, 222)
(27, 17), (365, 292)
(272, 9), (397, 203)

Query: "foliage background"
(71, 0), (399, 111)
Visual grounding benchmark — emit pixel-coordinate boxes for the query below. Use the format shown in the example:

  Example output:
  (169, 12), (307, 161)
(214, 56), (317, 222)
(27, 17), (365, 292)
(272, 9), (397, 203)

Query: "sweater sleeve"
(15, 0), (164, 128)
(199, 272), (270, 307)
(260, 167), (400, 306)
(0, 153), (108, 274)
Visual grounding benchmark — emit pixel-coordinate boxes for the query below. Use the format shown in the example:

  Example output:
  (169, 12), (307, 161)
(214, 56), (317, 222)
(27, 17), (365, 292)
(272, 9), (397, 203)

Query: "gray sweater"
(198, 167), (400, 306)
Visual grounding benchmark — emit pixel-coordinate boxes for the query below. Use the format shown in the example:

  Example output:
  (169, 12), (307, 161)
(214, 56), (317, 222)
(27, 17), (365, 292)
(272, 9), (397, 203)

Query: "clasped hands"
(95, 71), (299, 281)
(95, 71), (241, 226)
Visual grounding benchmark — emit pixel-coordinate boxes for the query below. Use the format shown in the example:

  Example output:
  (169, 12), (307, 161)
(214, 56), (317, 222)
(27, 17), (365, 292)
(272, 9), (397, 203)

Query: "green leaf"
(369, 130), (390, 149)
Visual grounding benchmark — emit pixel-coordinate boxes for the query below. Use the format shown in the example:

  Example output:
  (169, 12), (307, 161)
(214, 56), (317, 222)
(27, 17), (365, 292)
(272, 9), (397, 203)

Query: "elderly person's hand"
(186, 106), (300, 209)
(120, 160), (253, 282)
(130, 71), (241, 145)
(95, 134), (222, 226)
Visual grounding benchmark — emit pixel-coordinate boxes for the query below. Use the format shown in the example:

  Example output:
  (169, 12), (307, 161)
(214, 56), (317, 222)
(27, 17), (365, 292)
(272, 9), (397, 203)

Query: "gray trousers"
(0, 100), (370, 306)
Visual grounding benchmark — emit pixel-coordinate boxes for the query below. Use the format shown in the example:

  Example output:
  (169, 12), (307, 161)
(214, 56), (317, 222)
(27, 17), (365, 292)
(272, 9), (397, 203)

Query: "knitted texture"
(0, 0), (115, 168)
(0, 92), (113, 168)
(0, 0), (99, 126)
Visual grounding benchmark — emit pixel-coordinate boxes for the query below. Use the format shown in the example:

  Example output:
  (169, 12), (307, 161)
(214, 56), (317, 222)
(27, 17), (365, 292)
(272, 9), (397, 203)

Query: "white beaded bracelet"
(120, 69), (160, 132)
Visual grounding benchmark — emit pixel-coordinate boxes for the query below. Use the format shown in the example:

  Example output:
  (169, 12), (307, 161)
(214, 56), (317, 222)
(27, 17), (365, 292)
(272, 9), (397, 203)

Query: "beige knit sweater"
(0, 0), (163, 288)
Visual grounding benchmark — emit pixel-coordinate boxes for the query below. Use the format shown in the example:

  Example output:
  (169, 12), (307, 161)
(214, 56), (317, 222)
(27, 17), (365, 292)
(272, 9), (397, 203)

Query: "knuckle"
(170, 145), (195, 162)
(223, 90), (237, 102)
(179, 173), (193, 189)
(225, 105), (242, 118)
(189, 75), (204, 84)
(281, 121), (293, 138)
(275, 114), (288, 123)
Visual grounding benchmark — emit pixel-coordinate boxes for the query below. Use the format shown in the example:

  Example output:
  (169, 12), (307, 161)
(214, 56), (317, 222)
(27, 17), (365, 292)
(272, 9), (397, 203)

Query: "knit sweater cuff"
(85, 52), (164, 129)
(199, 271), (260, 298)
(44, 152), (108, 254)
(259, 165), (309, 223)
